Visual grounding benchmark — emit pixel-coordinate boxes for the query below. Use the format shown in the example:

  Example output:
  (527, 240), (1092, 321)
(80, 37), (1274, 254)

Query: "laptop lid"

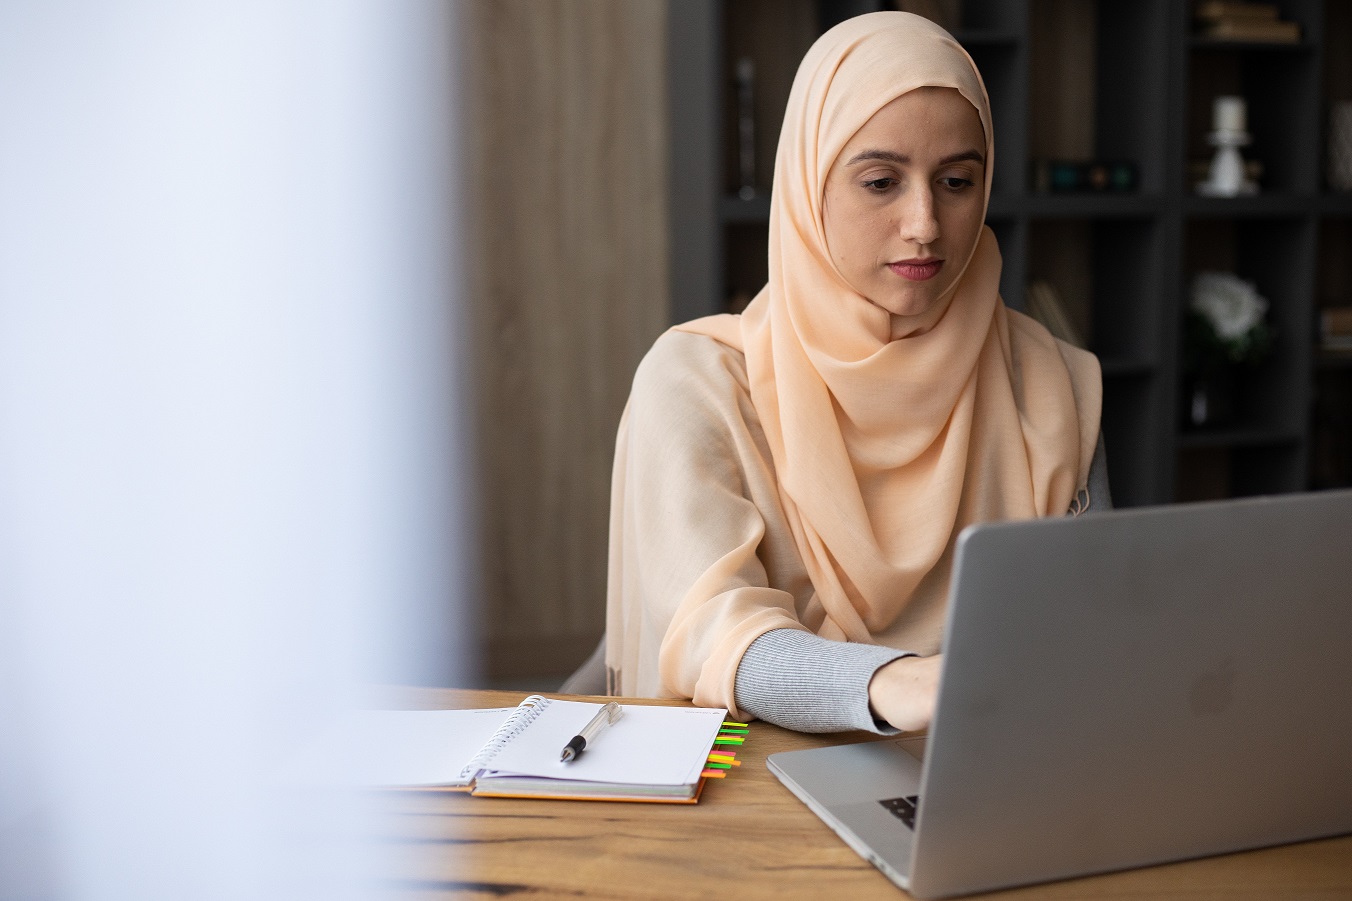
(908, 489), (1352, 897)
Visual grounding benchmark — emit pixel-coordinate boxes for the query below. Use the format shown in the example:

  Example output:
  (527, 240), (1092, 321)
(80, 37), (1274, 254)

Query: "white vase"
(1330, 101), (1352, 193)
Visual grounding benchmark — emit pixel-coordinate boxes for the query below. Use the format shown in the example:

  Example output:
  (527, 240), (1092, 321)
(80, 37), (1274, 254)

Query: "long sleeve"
(606, 331), (818, 716)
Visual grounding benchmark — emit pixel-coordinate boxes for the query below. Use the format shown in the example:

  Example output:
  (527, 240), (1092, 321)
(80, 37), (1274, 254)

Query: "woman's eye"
(940, 176), (975, 190)
(862, 177), (897, 192)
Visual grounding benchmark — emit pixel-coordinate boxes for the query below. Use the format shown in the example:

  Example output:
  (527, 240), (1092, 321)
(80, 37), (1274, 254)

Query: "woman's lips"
(888, 259), (943, 281)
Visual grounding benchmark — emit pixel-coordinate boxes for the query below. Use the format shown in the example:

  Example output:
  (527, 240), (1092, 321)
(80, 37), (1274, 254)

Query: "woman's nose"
(899, 187), (939, 247)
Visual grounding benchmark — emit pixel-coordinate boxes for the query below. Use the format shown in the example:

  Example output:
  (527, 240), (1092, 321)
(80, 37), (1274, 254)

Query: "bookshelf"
(667, 0), (1352, 506)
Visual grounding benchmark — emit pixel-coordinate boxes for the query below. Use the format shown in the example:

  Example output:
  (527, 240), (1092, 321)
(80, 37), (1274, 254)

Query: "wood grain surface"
(364, 688), (1352, 900)
(459, 0), (671, 683)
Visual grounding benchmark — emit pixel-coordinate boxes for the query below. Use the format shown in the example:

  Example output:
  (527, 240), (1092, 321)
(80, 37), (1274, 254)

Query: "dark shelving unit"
(668, 0), (1352, 506)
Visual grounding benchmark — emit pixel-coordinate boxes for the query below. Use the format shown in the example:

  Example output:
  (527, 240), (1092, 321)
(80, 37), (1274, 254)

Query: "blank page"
(350, 707), (513, 787)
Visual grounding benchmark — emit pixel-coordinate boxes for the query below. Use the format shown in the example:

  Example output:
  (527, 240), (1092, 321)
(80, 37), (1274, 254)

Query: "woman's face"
(822, 87), (987, 325)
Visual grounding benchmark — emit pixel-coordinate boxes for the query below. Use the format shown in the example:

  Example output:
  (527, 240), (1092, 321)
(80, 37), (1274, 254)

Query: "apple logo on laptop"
(1189, 657), (1235, 717)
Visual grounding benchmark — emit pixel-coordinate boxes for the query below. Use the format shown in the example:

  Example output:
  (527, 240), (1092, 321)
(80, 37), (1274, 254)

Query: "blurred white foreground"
(0, 3), (470, 898)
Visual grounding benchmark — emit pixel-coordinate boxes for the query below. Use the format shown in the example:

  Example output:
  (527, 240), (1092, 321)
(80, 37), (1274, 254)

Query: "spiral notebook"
(355, 696), (729, 803)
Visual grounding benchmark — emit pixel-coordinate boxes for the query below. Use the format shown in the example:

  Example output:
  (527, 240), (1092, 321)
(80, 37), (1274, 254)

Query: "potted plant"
(1183, 271), (1273, 428)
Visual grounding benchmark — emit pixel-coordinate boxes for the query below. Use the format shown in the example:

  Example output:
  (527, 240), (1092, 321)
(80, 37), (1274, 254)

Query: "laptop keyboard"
(879, 794), (920, 829)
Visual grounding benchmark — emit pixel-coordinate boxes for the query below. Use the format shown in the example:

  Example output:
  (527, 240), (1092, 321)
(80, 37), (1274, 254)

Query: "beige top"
(605, 327), (1100, 715)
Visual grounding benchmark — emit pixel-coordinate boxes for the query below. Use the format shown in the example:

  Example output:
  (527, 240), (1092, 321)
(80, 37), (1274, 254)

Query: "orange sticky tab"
(700, 769), (728, 779)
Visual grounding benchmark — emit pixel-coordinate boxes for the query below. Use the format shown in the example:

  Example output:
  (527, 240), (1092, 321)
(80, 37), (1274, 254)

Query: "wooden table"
(368, 688), (1352, 900)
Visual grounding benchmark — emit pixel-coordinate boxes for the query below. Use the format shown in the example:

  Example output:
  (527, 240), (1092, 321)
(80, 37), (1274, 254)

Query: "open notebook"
(351, 696), (729, 803)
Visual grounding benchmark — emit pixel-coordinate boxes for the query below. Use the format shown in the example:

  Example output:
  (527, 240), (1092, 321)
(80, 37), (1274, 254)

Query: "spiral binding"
(456, 694), (552, 782)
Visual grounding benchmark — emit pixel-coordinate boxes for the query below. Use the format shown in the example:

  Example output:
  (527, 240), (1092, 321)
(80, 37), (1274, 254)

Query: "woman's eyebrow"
(843, 149), (986, 167)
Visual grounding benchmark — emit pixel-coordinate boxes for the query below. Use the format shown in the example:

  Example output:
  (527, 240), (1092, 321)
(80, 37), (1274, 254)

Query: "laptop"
(767, 489), (1352, 899)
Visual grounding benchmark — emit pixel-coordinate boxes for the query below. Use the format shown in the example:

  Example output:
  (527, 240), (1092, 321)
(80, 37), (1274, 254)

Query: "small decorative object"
(1197, 96), (1258, 197)
(1032, 160), (1138, 194)
(735, 58), (756, 200)
(1328, 101), (1352, 193)
(1184, 271), (1273, 428)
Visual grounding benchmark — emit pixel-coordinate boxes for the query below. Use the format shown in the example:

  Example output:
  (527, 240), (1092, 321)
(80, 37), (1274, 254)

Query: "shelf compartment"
(1187, 0), (1323, 55)
(1182, 217), (1317, 436)
(1027, 0), (1170, 196)
(719, 0), (817, 200)
(1186, 38), (1322, 195)
(1175, 442), (1306, 502)
(1027, 217), (1166, 367)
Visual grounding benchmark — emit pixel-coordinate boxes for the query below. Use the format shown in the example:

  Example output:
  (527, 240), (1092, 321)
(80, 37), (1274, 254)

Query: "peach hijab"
(614, 12), (1100, 708)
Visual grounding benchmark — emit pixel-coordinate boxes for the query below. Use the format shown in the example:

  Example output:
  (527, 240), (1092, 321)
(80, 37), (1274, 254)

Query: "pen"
(560, 701), (623, 762)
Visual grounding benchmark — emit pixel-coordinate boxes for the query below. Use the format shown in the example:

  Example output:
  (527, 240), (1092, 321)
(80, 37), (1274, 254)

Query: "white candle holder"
(1197, 96), (1259, 197)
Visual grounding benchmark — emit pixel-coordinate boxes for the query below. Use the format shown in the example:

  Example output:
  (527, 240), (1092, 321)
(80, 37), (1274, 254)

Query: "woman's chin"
(871, 295), (939, 322)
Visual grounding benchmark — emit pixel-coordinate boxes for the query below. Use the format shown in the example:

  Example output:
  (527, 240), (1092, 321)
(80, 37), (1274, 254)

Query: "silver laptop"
(768, 489), (1352, 899)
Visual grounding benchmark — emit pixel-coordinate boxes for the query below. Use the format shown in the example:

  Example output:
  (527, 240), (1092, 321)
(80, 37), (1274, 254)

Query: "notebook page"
(484, 700), (726, 786)
(349, 707), (513, 786)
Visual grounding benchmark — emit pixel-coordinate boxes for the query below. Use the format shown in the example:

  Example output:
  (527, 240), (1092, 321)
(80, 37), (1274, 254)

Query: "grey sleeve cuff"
(733, 628), (912, 734)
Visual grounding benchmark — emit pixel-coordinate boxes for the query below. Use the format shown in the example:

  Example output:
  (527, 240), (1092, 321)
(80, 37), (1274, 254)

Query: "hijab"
(612, 12), (1101, 706)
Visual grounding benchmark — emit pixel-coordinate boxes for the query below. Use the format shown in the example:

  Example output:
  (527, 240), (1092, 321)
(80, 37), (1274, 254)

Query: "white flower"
(1190, 272), (1268, 342)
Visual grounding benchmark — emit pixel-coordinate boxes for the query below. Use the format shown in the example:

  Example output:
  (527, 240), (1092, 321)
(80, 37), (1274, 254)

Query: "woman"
(605, 12), (1107, 734)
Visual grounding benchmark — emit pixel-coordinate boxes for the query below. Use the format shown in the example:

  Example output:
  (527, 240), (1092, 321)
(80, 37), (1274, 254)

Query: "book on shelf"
(1194, 1), (1281, 22)
(1198, 18), (1300, 42)
(1194, 2), (1300, 43)
(1321, 307), (1352, 353)
(342, 696), (732, 803)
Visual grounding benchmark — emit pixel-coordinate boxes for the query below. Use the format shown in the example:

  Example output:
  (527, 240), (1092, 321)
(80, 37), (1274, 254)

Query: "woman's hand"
(867, 654), (943, 732)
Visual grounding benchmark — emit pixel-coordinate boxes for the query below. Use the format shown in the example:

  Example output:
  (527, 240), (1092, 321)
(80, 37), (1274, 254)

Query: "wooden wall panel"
(460, 1), (670, 682)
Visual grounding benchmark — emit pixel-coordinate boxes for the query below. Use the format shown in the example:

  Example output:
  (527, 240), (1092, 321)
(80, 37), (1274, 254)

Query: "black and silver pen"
(560, 701), (623, 762)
